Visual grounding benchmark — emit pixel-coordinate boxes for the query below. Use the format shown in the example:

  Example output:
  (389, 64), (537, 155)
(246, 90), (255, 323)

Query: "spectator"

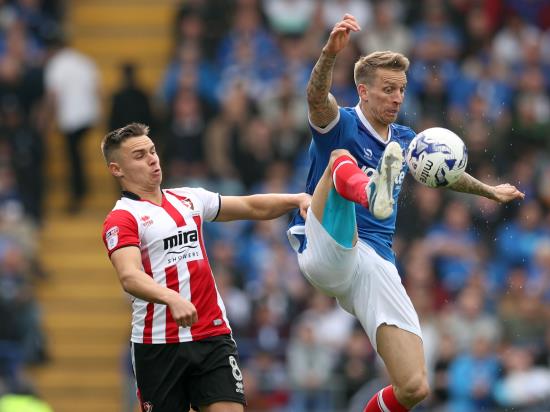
(43, 27), (100, 214)
(494, 346), (550, 409)
(162, 88), (208, 185)
(261, 0), (316, 36)
(335, 325), (375, 406)
(441, 286), (501, 354)
(447, 334), (501, 412)
(425, 200), (480, 293)
(286, 317), (336, 412)
(357, 0), (411, 55)
(108, 62), (154, 132)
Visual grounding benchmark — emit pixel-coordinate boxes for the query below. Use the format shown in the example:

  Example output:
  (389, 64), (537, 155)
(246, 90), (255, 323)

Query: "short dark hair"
(101, 122), (150, 163)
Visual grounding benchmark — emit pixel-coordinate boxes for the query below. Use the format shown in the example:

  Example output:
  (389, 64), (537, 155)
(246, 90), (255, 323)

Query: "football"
(405, 127), (468, 188)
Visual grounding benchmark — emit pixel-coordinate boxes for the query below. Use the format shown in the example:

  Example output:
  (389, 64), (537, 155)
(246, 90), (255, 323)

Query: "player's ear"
(109, 162), (123, 178)
(358, 83), (368, 101)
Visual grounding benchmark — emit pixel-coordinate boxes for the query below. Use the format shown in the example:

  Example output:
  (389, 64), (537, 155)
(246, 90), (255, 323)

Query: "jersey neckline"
(121, 190), (165, 207)
(354, 104), (392, 145)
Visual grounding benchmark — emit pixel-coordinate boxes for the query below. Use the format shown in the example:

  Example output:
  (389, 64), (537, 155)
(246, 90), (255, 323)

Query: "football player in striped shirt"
(101, 122), (310, 412)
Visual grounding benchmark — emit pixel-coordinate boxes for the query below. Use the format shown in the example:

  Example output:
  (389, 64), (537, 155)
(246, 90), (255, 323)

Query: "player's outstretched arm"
(216, 193), (311, 222)
(447, 172), (525, 203)
(307, 14), (360, 128)
(110, 247), (198, 327)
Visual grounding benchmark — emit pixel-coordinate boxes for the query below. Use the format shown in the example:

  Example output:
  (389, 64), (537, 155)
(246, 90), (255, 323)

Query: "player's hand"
(297, 193), (312, 219)
(323, 14), (361, 56)
(167, 295), (198, 328)
(490, 183), (525, 203)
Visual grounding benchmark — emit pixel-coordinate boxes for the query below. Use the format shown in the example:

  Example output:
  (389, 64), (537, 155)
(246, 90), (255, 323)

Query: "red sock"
(364, 385), (409, 412)
(331, 155), (370, 208)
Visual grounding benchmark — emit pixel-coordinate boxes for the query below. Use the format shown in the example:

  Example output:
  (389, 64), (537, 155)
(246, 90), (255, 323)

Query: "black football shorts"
(132, 334), (246, 411)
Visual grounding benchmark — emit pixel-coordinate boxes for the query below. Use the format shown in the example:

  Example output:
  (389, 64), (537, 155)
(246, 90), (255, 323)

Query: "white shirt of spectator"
(45, 48), (100, 132)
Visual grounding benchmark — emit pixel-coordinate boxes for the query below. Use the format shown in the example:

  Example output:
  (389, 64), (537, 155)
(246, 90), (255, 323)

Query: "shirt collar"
(354, 104), (392, 144)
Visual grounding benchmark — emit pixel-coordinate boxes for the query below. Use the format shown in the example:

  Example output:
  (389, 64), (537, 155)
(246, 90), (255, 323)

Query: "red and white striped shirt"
(102, 187), (231, 344)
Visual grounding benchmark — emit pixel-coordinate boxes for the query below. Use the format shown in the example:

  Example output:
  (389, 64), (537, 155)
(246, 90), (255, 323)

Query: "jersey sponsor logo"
(163, 229), (198, 250)
(163, 229), (201, 264)
(140, 215), (154, 228)
(106, 226), (119, 250)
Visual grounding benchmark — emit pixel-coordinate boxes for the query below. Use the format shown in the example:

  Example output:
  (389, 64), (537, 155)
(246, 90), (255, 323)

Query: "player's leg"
(190, 335), (246, 412)
(347, 245), (428, 411)
(312, 143), (404, 224)
(309, 148), (360, 247)
(296, 149), (361, 296)
(200, 401), (243, 412)
(132, 342), (191, 412)
(369, 326), (429, 410)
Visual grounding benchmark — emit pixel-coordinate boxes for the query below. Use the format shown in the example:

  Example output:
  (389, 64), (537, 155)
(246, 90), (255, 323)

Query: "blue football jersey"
(289, 105), (416, 263)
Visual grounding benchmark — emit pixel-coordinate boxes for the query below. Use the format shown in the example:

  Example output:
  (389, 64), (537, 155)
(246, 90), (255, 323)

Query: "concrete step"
(42, 311), (129, 332)
(44, 296), (129, 314)
(73, 32), (171, 59)
(38, 284), (124, 302)
(45, 160), (116, 184)
(42, 247), (109, 266)
(32, 367), (122, 390)
(70, 2), (175, 29)
(44, 326), (129, 345)
(47, 340), (129, 361)
(37, 268), (121, 288)
(43, 196), (116, 218)
(34, 0), (178, 410)
(40, 398), (123, 412)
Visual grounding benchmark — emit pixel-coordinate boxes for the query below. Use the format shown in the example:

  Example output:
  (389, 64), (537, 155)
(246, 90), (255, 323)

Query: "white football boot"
(366, 141), (404, 220)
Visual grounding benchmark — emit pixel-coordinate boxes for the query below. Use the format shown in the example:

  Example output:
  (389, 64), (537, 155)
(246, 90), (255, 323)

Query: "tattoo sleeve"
(447, 173), (495, 200)
(306, 50), (340, 128)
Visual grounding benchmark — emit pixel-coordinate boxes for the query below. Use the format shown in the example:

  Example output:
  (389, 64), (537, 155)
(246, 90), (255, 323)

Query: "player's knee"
(328, 149), (355, 169)
(397, 372), (430, 407)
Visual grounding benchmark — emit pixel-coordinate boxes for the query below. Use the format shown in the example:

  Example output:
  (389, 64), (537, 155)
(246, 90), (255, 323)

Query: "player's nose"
(394, 90), (404, 104)
(147, 153), (159, 165)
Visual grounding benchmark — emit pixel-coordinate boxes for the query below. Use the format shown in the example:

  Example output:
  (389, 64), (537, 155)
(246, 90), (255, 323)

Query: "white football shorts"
(288, 208), (422, 351)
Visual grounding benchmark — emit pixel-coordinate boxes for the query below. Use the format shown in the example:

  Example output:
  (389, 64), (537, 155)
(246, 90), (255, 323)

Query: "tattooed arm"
(448, 173), (525, 203)
(307, 14), (361, 128)
(307, 52), (339, 128)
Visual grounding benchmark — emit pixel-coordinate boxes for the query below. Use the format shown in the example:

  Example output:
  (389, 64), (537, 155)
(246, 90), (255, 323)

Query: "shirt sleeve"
(102, 209), (140, 257)
(191, 187), (221, 222)
(309, 107), (349, 149)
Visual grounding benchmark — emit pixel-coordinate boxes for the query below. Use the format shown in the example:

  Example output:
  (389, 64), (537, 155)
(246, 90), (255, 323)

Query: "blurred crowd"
(0, 0), (62, 408)
(154, 1), (550, 411)
(2, 0), (550, 411)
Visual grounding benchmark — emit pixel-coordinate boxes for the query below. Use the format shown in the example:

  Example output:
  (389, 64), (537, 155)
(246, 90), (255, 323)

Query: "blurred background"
(0, 0), (549, 411)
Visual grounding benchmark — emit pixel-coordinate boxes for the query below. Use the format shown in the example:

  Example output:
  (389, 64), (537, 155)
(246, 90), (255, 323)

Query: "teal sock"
(321, 188), (356, 248)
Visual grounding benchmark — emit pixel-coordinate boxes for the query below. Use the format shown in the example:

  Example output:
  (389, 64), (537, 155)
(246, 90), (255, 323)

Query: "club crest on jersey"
(140, 215), (154, 227)
(179, 196), (194, 210)
(106, 226), (119, 250)
(142, 402), (153, 412)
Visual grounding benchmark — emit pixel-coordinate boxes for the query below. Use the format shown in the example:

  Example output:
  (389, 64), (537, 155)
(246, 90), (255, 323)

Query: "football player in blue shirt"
(287, 14), (524, 412)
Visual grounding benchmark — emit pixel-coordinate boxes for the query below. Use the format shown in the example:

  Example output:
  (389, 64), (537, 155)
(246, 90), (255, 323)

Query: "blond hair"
(354, 51), (410, 86)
